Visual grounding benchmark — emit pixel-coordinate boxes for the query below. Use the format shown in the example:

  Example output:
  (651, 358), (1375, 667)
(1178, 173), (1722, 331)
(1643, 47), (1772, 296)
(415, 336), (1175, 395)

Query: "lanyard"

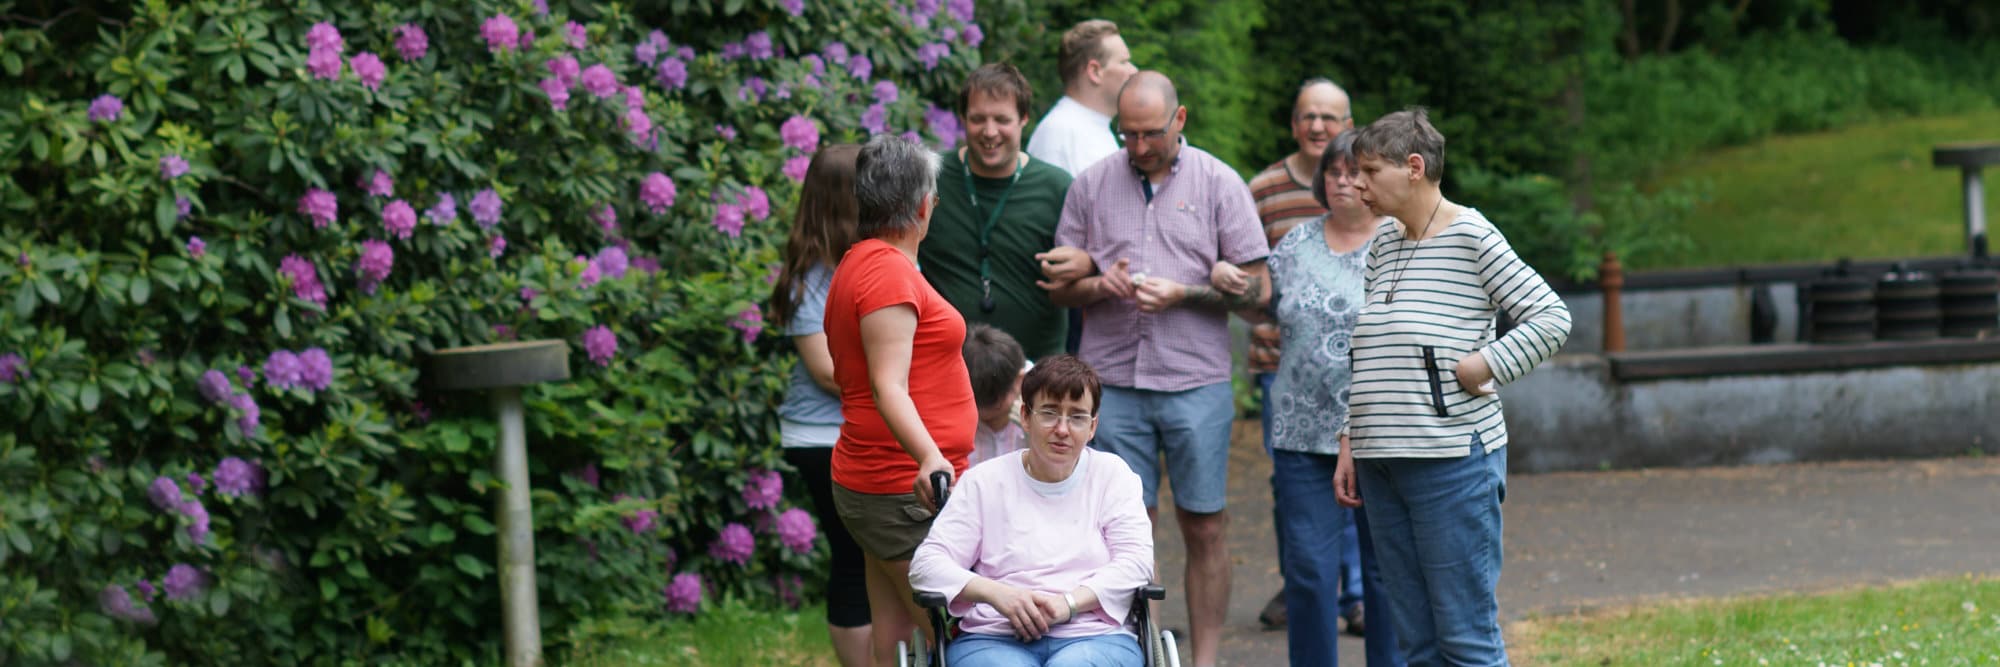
(962, 151), (1026, 313)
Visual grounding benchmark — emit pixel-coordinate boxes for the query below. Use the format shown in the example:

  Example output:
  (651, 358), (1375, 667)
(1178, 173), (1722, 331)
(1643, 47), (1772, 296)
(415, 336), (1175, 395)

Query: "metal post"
(1964, 168), (1988, 258)
(493, 386), (542, 667)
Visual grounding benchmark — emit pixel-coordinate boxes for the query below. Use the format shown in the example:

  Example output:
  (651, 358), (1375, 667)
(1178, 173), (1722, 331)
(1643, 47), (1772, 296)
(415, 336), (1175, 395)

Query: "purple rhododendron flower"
(655, 57), (688, 90)
(632, 256), (661, 275)
(775, 508), (817, 554)
(520, 286), (539, 303)
(824, 41), (850, 64)
(198, 369), (233, 403)
(186, 236), (205, 258)
(903, 130), (924, 145)
(784, 155), (813, 183)
(802, 54), (825, 77)
(0, 353), (24, 384)
(594, 246), (629, 279)
(964, 23), (984, 47)
(298, 188), (337, 228)
(493, 323), (513, 340)
(307, 46), (343, 80)
(593, 204), (617, 232)
(489, 234), (506, 258)
(470, 188), (503, 227)
(481, 14), (520, 53)
(575, 462), (600, 487)
(179, 499), (210, 543)
(135, 579), (156, 600)
(298, 347), (332, 391)
(236, 365), (255, 386)
(664, 572), (702, 613)
(395, 24), (428, 61)
(742, 186), (771, 221)
(635, 30), (668, 66)
(583, 325), (616, 366)
(861, 103), (888, 134)
(564, 21), (588, 49)
(624, 85), (645, 111)
(714, 123), (738, 140)
(148, 476), (182, 511)
(873, 80), (900, 104)
(163, 564), (206, 600)
(720, 42), (746, 60)
(176, 196), (193, 220)
(350, 52), (386, 90)
(381, 199), (416, 239)
(712, 202), (746, 238)
(576, 255), (603, 288)
(214, 457), (264, 497)
(780, 115), (819, 152)
(229, 391), (260, 435)
(926, 104), (963, 146)
(736, 77), (766, 102)
(546, 56), (580, 87)
(776, 573), (804, 609)
(187, 473), (206, 495)
(279, 255), (327, 309)
(539, 77), (570, 111)
(623, 108), (653, 139)
(355, 239), (394, 293)
(427, 192), (456, 224)
(848, 54), (872, 81)
(709, 523), (755, 566)
(160, 155), (190, 180)
(639, 173), (676, 213)
(741, 468), (783, 509)
(364, 169), (393, 197)
(745, 31), (774, 60)
(306, 21), (344, 52)
(581, 64), (618, 98)
(949, 0), (975, 22)
(917, 42), (949, 70)
(100, 585), (156, 624)
(88, 94), (124, 122)
(732, 307), (765, 343)
(264, 349), (303, 389)
(783, 0), (805, 16)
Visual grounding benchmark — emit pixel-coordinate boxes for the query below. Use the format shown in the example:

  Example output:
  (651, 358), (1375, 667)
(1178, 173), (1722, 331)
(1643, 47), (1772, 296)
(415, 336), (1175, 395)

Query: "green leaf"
(426, 523), (454, 544)
(129, 275), (150, 305)
(209, 589), (231, 615)
(274, 306), (291, 338)
(49, 633), (70, 661)
(4, 526), (29, 555)
(12, 285), (35, 316)
(453, 554), (488, 578)
(79, 383), (100, 411)
(462, 514), (495, 536)
(320, 578), (338, 600)
(34, 277), (58, 305)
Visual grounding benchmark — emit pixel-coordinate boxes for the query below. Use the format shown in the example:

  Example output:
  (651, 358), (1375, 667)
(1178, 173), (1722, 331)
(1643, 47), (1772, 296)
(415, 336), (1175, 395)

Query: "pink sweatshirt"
(908, 448), (1154, 638)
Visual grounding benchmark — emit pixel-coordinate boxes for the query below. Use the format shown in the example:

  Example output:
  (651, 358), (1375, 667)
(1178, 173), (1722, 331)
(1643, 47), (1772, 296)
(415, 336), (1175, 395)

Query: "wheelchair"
(896, 472), (1182, 667)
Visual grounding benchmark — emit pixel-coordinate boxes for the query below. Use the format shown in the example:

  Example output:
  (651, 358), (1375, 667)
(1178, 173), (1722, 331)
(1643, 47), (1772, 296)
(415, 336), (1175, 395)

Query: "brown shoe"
(1342, 602), (1365, 636)
(1258, 589), (1288, 631)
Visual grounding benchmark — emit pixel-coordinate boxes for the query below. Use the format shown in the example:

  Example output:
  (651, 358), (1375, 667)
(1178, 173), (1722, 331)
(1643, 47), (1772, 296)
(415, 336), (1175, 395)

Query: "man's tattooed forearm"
(1183, 275), (1265, 311)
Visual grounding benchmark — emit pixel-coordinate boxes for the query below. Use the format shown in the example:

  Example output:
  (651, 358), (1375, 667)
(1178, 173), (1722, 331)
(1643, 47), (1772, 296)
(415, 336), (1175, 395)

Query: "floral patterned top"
(1266, 218), (1371, 455)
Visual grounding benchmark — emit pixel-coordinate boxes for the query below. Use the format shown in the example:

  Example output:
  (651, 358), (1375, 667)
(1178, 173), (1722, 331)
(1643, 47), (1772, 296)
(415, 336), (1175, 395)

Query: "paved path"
(1147, 421), (2000, 666)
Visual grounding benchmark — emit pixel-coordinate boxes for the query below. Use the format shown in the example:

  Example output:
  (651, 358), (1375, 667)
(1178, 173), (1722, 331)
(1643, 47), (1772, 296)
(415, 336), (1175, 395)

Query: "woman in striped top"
(1332, 108), (1571, 665)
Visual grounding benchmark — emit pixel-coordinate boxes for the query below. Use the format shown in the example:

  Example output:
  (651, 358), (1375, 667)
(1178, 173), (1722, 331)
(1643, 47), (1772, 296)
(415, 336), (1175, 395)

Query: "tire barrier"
(1805, 275), (1875, 344)
(1940, 269), (1999, 339)
(1875, 270), (1941, 342)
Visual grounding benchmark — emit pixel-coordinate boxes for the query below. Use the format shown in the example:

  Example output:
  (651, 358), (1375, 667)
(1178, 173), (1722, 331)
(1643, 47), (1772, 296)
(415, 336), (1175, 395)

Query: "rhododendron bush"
(0, 0), (978, 662)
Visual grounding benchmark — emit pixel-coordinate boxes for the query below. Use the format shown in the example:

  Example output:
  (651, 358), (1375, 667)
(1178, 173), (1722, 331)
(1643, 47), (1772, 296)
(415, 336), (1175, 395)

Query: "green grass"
(1512, 575), (2000, 666)
(1643, 109), (2000, 269)
(558, 601), (835, 667)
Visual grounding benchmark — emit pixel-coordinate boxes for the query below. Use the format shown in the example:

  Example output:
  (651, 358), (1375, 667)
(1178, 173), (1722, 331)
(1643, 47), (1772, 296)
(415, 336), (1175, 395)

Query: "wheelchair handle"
(930, 470), (951, 509)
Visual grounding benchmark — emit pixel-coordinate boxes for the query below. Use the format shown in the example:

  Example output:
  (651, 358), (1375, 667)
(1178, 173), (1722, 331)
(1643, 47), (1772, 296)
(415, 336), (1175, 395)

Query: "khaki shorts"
(831, 483), (935, 561)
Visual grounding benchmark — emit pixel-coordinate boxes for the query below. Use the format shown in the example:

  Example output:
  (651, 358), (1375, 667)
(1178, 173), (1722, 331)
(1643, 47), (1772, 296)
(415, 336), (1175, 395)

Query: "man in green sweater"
(921, 63), (1077, 359)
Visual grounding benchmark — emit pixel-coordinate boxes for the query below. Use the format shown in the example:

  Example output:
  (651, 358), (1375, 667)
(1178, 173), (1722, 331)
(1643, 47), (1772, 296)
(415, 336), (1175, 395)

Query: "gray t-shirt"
(1267, 219), (1370, 455)
(776, 263), (843, 430)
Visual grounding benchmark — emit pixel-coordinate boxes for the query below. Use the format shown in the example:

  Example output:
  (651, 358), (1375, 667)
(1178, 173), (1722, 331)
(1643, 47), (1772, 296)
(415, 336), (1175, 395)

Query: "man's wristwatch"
(1063, 592), (1077, 623)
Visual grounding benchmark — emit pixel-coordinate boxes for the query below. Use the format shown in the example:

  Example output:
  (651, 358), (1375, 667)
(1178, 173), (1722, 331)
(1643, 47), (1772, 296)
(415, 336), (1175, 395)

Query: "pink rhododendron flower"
(279, 254), (327, 308)
(470, 188), (503, 227)
(0, 353), (25, 384)
(176, 196), (193, 220)
(580, 64), (618, 98)
(583, 325), (616, 366)
(594, 246), (629, 279)
(593, 204), (617, 232)
(639, 173), (676, 213)
(780, 115), (819, 152)
(546, 56), (580, 87)
(481, 14), (520, 53)
(489, 234), (506, 258)
(949, 0), (975, 22)
(163, 564), (207, 601)
(350, 52), (386, 90)
(305, 21), (344, 53)
(88, 94), (123, 122)
(732, 307), (765, 343)
(229, 390), (260, 436)
(618, 495), (658, 533)
(298, 188), (338, 227)
(963, 23), (984, 47)
(186, 236), (206, 258)
(775, 508), (817, 553)
(576, 255), (602, 288)
(427, 192), (456, 224)
(655, 57), (688, 89)
(824, 42), (849, 64)
(917, 42), (949, 70)
(623, 108), (652, 139)
(355, 239), (394, 293)
(784, 155), (813, 183)
(179, 499), (210, 543)
(160, 155), (190, 180)
(848, 54), (872, 81)
(363, 169), (393, 197)
(564, 21), (588, 49)
(741, 469), (783, 509)
(623, 85), (645, 111)
(539, 77), (570, 110)
(873, 80), (900, 104)
(710, 523), (755, 566)
(264, 349), (304, 389)
(381, 199), (416, 239)
(298, 347), (333, 391)
(664, 573), (702, 613)
(742, 186), (771, 221)
(307, 47), (343, 80)
(783, 0), (805, 16)
(148, 476), (182, 511)
(395, 24), (428, 61)
(214, 457), (265, 497)
(745, 31), (775, 60)
(100, 585), (156, 624)
(861, 103), (888, 134)
(712, 203), (746, 238)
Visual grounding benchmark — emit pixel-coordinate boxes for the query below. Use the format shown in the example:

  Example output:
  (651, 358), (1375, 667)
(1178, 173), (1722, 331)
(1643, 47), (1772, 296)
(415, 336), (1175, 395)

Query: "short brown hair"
(1352, 107), (1447, 184)
(1058, 20), (1120, 89)
(958, 63), (1033, 120)
(963, 324), (1026, 410)
(1019, 355), (1103, 416)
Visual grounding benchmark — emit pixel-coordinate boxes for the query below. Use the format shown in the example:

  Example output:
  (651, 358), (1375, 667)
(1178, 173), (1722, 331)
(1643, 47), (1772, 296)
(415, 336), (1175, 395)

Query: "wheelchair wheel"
(1157, 628), (1181, 667)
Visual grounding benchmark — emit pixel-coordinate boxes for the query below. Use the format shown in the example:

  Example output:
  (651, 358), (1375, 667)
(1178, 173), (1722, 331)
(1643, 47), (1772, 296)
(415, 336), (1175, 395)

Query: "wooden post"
(428, 340), (571, 667)
(1601, 251), (1626, 353)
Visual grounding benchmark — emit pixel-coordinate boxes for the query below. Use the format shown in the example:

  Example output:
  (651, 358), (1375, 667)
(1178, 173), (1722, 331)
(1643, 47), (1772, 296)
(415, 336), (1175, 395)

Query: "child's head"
(963, 324), (1026, 422)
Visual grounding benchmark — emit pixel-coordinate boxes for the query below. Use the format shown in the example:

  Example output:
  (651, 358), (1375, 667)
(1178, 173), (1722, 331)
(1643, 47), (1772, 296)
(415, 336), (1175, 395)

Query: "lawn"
(559, 600), (837, 667)
(1642, 109), (2000, 269)
(1510, 575), (2000, 666)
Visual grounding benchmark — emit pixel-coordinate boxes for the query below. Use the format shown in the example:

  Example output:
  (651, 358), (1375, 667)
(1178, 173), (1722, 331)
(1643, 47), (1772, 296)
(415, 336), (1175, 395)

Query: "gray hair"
(1352, 107), (1446, 184)
(854, 134), (942, 238)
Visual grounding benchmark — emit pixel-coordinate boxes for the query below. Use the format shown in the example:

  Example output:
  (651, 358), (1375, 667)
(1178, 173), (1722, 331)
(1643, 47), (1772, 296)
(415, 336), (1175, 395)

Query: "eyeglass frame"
(1028, 408), (1096, 431)
(1294, 111), (1352, 127)
(1114, 106), (1184, 146)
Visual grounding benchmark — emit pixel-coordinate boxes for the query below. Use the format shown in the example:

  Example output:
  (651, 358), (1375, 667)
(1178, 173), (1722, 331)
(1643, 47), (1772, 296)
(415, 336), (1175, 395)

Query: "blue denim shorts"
(1092, 381), (1235, 513)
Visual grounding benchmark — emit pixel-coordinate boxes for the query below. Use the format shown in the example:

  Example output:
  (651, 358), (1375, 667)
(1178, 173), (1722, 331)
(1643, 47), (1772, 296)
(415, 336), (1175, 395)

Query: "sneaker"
(1258, 590), (1288, 631)
(1342, 602), (1365, 636)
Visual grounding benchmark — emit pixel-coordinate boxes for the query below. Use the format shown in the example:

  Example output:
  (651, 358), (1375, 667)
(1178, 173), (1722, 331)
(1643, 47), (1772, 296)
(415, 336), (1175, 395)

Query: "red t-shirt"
(825, 239), (976, 494)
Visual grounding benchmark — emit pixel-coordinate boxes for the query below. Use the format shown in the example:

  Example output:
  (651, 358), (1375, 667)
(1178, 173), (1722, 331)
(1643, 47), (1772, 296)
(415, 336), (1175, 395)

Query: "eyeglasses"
(1296, 112), (1351, 127)
(1116, 128), (1170, 145)
(1029, 409), (1095, 431)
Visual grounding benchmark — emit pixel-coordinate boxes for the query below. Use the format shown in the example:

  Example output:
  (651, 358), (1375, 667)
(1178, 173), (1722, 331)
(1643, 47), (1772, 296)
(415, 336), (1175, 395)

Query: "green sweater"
(919, 150), (1074, 359)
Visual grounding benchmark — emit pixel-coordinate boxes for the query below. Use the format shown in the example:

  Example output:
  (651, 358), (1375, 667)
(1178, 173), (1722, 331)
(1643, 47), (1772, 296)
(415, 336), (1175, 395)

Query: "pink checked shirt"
(1055, 144), (1268, 391)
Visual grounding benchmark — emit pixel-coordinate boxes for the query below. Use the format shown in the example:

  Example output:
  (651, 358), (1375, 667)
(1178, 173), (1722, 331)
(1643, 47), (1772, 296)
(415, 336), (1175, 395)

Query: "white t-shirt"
(1027, 96), (1120, 177)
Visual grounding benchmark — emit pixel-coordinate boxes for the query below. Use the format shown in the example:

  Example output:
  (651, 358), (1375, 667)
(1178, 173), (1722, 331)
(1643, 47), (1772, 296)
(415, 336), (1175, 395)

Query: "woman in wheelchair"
(909, 356), (1155, 666)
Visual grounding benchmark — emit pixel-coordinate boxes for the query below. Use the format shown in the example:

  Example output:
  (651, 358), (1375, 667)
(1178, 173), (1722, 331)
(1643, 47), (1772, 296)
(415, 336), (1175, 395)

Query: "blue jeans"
(948, 631), (1143, 667)
(1355, 501), (1407, 667)
(1095, 382), (1235, 513)
(1274, 450), (1404, 667)
(1260, 373), (1364, 611)
(1357, 434), (1508, 667)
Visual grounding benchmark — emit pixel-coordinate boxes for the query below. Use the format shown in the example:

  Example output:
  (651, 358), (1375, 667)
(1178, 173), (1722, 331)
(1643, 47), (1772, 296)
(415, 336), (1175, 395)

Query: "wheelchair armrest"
(1140, 584), (1166, 601)
(915, 591), (949, 609)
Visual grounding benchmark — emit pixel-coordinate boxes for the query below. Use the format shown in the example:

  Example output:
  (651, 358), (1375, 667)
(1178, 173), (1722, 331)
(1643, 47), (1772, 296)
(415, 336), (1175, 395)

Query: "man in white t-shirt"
(1025, 19), (1136, 177)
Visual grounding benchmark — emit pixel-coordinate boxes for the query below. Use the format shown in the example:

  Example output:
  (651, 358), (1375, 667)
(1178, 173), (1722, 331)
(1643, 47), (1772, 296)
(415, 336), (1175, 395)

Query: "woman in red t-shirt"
(824, 135), (977, 664)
